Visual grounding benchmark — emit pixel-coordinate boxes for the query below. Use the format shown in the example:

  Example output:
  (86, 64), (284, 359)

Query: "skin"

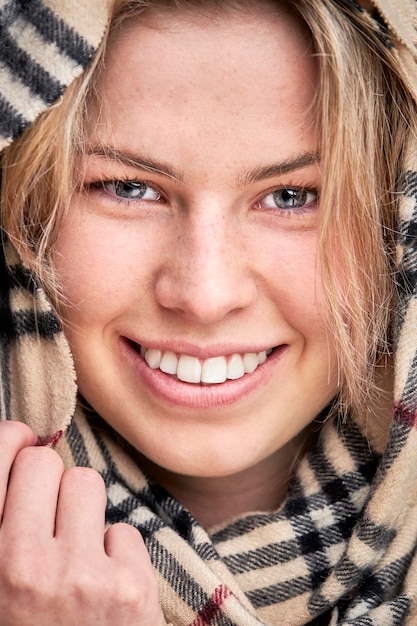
(0, 422), (165, 625)
(54, 6), (339, 526)
(0, 5), (339, 622)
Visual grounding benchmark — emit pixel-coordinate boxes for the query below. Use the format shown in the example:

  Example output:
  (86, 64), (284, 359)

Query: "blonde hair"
(1, 0), (415, 422)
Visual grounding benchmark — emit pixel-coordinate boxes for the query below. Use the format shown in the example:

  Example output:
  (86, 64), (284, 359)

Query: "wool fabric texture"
(1, 1), (417, 624)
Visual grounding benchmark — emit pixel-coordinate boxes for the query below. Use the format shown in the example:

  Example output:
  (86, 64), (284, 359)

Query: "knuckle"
(0, 420), (34, 439)
(66, 568), (100, 600)
(65, 569), (142, 613)
(110, 521), (144, 542)
(64, 466), (105, 488)
(14, 445), (64, 473)
(0, 421), (36, 457)
(60, 466), (106, 504)
(111, 571), (148, 609)
(114, 557), (160, 606)
(0, 553), (42, 596)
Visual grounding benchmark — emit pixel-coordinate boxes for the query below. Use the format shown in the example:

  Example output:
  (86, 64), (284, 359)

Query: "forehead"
(107, 3), (313, 75)
(87, 5), (318, 178)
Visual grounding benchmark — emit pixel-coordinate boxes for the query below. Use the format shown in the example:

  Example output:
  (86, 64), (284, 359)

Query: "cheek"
(53, 217), (147, 320)
(258, 230), (327, 329)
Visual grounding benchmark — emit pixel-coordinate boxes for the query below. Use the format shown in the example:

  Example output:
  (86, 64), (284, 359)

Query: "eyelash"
(89, 179), (165, 205)
(255, 186), (318, 216)
(88, 179), (318, 217)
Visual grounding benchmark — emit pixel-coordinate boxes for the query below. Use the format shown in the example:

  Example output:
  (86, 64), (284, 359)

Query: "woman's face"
(54, 6), (339, 479)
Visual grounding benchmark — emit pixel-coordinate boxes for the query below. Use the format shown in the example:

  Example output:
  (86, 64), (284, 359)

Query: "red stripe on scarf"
(36, 430), (63, 447)
(191, 584), (234, 625)
(394, 403), (417, 427)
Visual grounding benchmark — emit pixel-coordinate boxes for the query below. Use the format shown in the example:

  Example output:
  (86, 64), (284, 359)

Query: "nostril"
(154, 256), (257, 324)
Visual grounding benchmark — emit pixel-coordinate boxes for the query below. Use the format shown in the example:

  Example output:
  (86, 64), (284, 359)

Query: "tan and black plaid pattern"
(0, 0), (108, 149)
(53, 407), (414, 625)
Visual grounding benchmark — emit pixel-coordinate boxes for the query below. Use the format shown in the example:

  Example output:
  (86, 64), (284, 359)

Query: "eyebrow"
(86, 146), (184, 183)
(239, 152), (320, 185)
(86, 146), (319, 185)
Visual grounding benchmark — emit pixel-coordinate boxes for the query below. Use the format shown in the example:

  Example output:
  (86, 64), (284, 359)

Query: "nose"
(155, 207), (257, 324)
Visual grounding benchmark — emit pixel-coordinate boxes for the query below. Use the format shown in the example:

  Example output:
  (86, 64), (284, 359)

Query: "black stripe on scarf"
(0, 95), (28, 141)
(1, 257), (62, 342)
(247, 576), (312, 607)
(0, 21), (63, 105)
(16, 0), (95, 67)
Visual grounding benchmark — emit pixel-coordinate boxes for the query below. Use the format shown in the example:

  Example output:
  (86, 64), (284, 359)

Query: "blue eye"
(262, 188), (317, 211)
(102, 180), (161, 201)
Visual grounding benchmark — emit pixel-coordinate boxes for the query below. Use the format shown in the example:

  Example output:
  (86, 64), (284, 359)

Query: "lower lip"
(120, 339), (287, 408)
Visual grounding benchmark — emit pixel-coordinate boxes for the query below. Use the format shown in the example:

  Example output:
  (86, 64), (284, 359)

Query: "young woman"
(0, 0), (417, 623)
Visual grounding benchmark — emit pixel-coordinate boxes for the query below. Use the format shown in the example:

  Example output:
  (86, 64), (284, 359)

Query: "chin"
(135, 437), (250, 477)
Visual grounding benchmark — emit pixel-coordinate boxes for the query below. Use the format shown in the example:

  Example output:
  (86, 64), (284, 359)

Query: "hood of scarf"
(2, 1), (417, 625)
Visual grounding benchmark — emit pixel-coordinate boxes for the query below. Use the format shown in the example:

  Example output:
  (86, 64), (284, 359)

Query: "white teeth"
(159, 351), (178, 375)
(140, 346), (273, 384)
(177, 355), (202, 383)
(144, 348), (162, 369)
(242, 352), (258, 374)
(258, 350), (267, 365)
(227, 353), (245, 380)
(202, 356), (227, 384)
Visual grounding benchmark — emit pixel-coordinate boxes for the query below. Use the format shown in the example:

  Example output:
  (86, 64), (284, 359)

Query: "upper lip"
(124, 337), (280, 359)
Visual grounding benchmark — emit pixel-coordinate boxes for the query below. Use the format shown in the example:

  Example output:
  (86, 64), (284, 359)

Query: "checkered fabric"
(0, 0), (108, 150)
(2, 0), (417, 624)
(54, 404), (416, 625)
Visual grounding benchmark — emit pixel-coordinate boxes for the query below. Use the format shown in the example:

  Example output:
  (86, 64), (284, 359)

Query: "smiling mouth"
(132, 344), (275, 385)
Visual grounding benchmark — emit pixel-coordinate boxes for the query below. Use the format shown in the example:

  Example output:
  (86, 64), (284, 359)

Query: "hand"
(0, 421), (165, 625)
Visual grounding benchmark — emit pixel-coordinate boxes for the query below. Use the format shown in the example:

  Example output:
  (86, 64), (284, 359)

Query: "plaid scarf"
(2, 1), (417, 624)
